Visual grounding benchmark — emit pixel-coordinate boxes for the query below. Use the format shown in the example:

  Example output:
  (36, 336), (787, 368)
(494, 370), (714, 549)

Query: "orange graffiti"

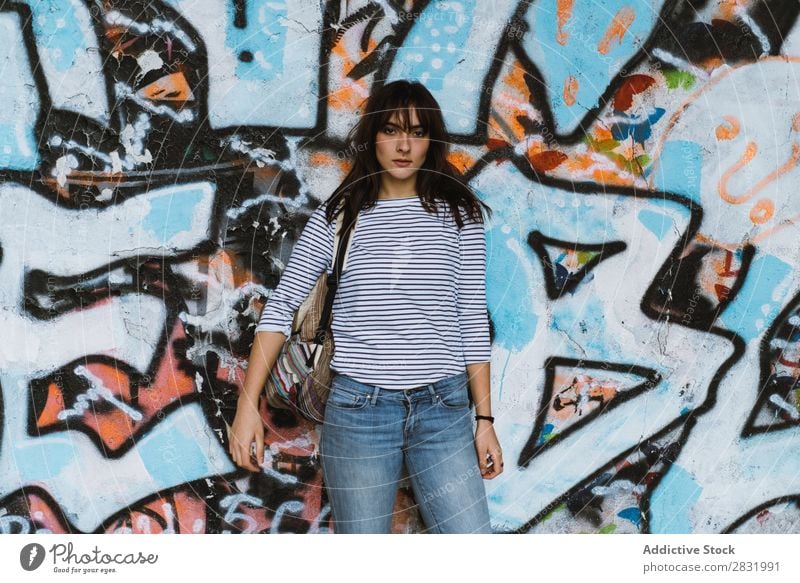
(564, 152), (594, 172)
(652, 57), (800, 247)
(598, 7), (636, 55)
(591, 168), (634, 186)
(694, 232), (740, 252)
(327, 31), (370, 113)
(715, 115), (740, 141)
(751, 210), (800, 245)
(719, 141), (800, 204)
(310, 151), (336, 167)
(505, 60), (531, 96)
(307, 150), (351, 175)
(718, 0), (748, 21)
(494, 63), (538, 141)
(529, 150), (568, 172)
(551, 375), (619, 421)
(36, 383), (66, 427)
(486, 137), (511, 151)
(139, 72), (194, 102)
(208, 248), (256, 290)
(750, 198), (775, 224)
(594, 125), (614, 141)
(493, 73), (539, 140)
(563, 75), (578, 106)
(557, 0), (575, 45)
(32, 320), (197, 453)
(716, 249), (740, 277)
(447, 149), (477, 173)
(327, 78), (368, 113)
(699, 54), (725, 72)
(714, 284), (731, 301)
(83, 364), (138, 451)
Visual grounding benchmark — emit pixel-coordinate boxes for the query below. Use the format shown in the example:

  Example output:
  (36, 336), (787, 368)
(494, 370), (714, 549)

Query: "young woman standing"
(229, 80), (503, 533)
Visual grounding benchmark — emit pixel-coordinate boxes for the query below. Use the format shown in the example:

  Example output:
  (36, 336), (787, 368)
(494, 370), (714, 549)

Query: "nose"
(396, 132), (411, 152)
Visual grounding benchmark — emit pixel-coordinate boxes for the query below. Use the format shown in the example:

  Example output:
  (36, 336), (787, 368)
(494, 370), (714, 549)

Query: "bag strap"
(313, 204), (357, 344)
(330, 209), (357, 272)
(331, 211), (345, 272)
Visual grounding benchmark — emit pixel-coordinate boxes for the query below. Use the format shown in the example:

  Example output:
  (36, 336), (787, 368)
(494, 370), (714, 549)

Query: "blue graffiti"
(226, 0), (288, 81)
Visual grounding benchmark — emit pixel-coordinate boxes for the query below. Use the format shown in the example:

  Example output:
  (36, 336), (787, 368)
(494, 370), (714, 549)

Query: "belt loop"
(427, 384), (437, 401)
(371, 384), (380, 405)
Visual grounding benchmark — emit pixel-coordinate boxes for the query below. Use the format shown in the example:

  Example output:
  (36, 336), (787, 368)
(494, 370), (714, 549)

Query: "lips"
(393, 160), (412, 166)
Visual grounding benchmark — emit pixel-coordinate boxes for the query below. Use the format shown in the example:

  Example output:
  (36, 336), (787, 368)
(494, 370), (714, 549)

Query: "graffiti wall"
(1, 0), (799, 534)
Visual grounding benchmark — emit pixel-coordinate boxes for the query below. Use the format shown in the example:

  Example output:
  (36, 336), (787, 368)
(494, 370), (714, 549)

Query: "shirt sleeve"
(456, 216), (491, 364)
(255, 202), (335, 337)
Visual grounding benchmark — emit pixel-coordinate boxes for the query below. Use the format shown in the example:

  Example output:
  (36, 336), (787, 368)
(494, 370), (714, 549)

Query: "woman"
(229, 79), (503, 534)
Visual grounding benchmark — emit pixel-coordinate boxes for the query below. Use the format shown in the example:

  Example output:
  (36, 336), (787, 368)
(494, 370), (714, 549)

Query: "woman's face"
(374, 107), (430, 184)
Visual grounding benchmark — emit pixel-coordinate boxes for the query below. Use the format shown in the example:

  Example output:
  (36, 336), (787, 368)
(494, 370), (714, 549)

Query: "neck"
(377, 193), (417, 200)
(378, 175), (417, 200)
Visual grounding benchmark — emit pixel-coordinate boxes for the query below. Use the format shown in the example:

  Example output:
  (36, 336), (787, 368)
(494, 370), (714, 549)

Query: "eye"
(414, 129), (426, 137)
(382, 125), (395, 135)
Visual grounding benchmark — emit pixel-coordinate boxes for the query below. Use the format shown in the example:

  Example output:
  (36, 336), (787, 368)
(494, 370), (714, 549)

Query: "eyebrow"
(384, 122), (425, 130)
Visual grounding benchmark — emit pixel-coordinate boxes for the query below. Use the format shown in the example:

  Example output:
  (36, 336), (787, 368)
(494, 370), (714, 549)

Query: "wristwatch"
(475, 415), (494, 424)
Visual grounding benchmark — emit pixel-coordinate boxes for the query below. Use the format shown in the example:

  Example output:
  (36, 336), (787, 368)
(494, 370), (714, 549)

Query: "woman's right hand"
(230, 331), (287, 471)
(228, 396), (265, 472)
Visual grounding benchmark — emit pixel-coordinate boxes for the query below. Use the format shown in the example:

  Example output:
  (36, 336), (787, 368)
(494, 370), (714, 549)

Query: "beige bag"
(263, 208), (357, 422)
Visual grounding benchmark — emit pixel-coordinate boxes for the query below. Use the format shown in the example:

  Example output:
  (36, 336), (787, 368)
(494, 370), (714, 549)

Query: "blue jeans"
(319, 370), (492, 534)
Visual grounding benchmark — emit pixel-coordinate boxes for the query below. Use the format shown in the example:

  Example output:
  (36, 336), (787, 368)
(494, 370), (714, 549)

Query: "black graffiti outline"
(743, 288), (800, 436)
(464, 146), (745, 534)
(724, 495), (800, 533)
(643, 242), (756, 330)
(517, 357), (661, 467)
(528, 231), (627, 299)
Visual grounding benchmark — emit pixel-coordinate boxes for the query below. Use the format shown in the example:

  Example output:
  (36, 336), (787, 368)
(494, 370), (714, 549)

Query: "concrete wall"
(1, 0), (799, 533)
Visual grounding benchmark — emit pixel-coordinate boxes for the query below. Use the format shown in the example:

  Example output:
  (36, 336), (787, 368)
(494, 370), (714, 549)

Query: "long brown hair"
(323, 79), (492, 230)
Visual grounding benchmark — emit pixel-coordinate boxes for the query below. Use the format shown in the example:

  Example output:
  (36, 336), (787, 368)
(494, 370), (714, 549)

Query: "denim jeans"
(319, 370), (492, 534)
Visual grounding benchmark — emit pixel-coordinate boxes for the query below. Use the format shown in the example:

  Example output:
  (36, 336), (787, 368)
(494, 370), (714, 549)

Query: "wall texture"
(1, 0), (799, 534)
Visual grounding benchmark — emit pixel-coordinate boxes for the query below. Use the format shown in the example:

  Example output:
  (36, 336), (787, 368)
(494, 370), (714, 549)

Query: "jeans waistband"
(332, 371), (468, 405)
(334, 371), (467, 393)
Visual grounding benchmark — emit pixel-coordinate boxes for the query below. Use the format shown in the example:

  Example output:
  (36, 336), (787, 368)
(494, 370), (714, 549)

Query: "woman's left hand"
(474, 421), (503, 479)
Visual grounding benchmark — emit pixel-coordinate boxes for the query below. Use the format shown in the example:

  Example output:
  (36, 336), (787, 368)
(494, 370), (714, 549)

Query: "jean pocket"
(436, 382), (469, 410)
(326, 384), (370, 410)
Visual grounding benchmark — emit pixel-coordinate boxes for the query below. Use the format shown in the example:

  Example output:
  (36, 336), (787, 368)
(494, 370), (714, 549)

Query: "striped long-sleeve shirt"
(255, 195), (491, 389)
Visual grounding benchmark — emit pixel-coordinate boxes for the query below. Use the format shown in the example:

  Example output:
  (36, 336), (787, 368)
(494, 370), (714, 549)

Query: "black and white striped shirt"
(255, 195), (491, 389)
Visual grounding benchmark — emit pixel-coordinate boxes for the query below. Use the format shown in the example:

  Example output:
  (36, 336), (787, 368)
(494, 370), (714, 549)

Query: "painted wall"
(1, 0), (799, 534)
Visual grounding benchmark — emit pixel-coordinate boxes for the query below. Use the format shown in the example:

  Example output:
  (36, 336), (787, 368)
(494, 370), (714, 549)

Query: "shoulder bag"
(263, 204), (357, 422)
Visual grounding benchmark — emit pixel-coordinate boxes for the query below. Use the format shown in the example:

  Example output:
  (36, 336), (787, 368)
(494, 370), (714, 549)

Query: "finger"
(480, 451), (493, 476)
(228, 433), (239, 466)
(494, 450), (504, 477)
(484, 450), (502, 479)
(484, 463), (499, 479)
(232, 441), (243, 469)
(476, 450), (487, 475)
(238, 449), (258, 472)
(229, 436), (239, 462)
(241, 439), (260, 472)
(255, 432), (265, 469)
(233, 437), (257, 472)
(484, 454), (496, 478)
